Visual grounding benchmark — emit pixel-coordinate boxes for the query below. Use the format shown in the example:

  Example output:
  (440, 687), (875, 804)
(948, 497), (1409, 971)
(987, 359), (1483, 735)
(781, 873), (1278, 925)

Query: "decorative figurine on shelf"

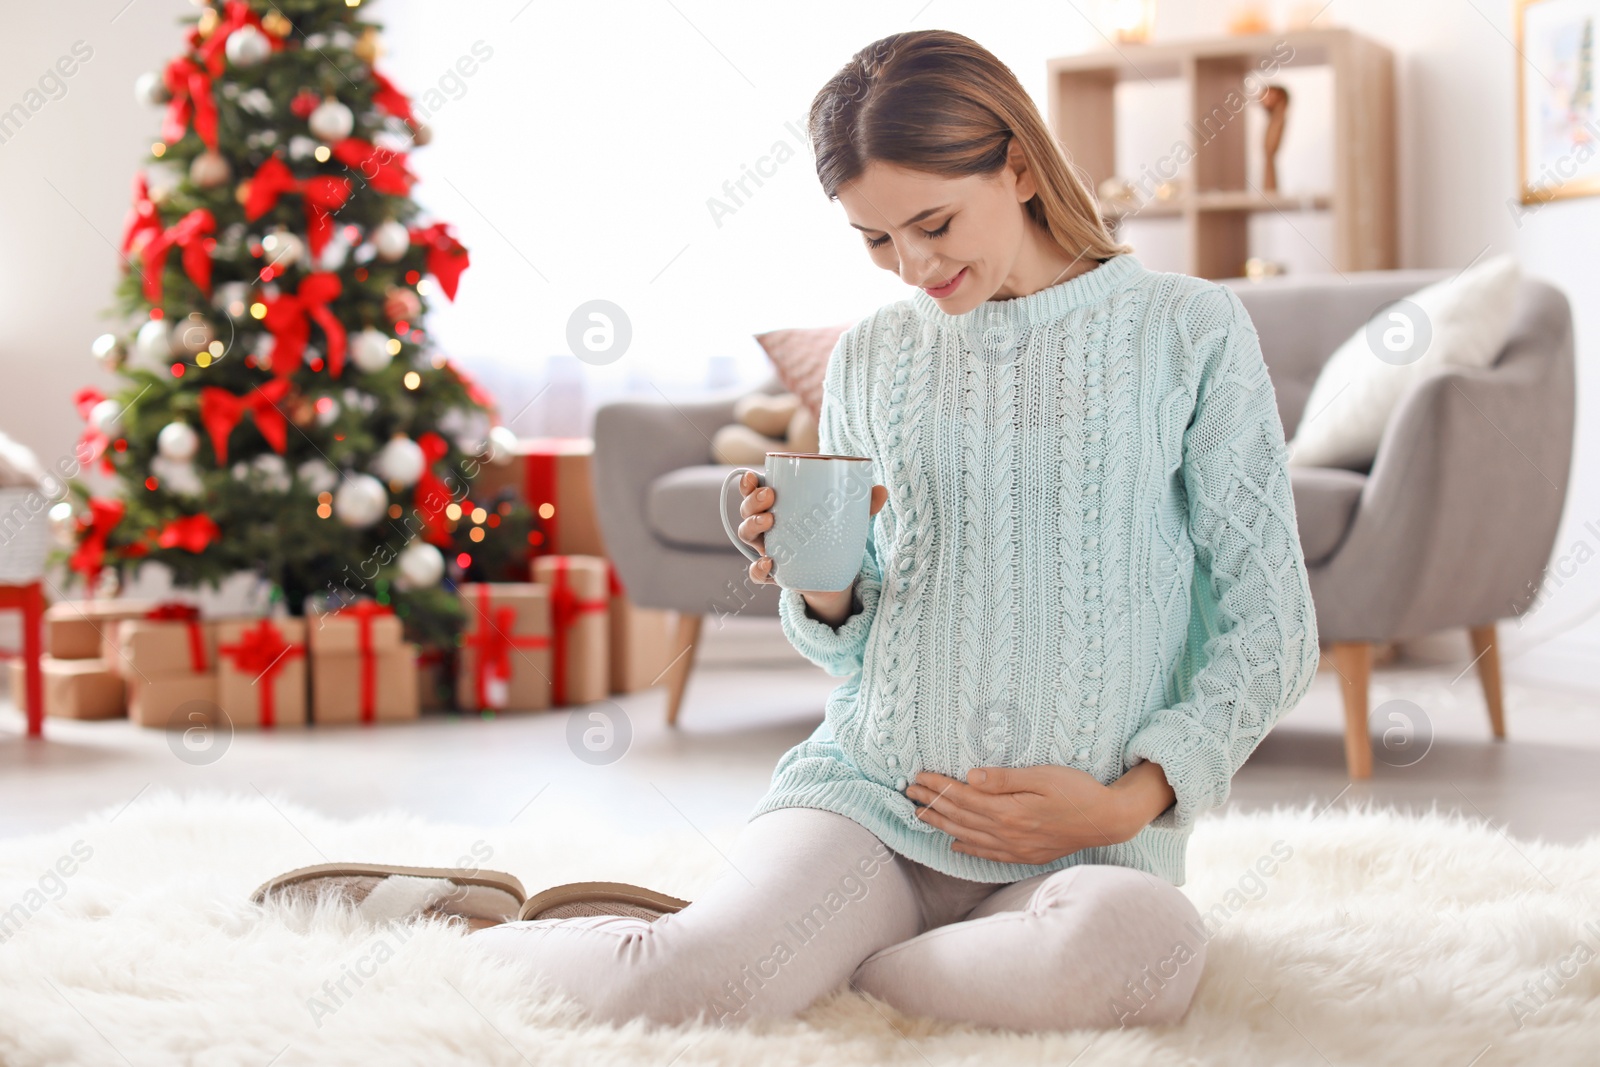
(1258, 84), (1291, 193)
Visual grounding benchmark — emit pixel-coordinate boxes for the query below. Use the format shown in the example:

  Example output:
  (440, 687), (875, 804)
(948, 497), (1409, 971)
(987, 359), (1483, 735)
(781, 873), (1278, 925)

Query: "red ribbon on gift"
(197, 1), (277, 75)
(157, 514), (220, 554)
(74, 387), (116, 475)
(408, 222), (469, 302)
(162, 56), (218, 150)
(463, 585), (550, 710)
(607, 562), (625, 598)
(543, 557), (607, 707)
(121, 175), (161, 258)
(199, 379), (289, 464)
(146, 602), (208, 672)
(370, 70), (415, 124)
(331, 138), (415, 196)
(413, 432), (454, 547)
(139, 208), (215, 304)
(261, 272), (346, 378)
(219, 618), (303, 728)
(69, 498), (126, 591)
(244, 155), (353, 260)
(332, 600), (394, 724)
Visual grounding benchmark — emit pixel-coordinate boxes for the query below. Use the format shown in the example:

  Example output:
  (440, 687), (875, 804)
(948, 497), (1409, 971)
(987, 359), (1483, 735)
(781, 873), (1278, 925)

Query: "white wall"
(1, 0), (1593, 677)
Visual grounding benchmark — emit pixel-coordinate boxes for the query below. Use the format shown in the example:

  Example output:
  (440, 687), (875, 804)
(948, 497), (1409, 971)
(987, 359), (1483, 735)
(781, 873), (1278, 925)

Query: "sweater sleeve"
(1123, 287), (1321, 831)
(776, 323), (883, 677)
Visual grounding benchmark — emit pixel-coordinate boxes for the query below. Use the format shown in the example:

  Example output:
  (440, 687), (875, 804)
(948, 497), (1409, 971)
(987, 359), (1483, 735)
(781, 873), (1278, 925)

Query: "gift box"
(606, 568), (677, 694)
(308, 602), (419, 725)
(128, 674), (220, 730)
(456, 583), (552, 712)
(10, 656), (126, 720)
(532, 555), (610, 707)
(472, 437), (606, 558)
(107, 603), (215, 678)
(216, 617), (307, 729)
(44, 599), (158, 660)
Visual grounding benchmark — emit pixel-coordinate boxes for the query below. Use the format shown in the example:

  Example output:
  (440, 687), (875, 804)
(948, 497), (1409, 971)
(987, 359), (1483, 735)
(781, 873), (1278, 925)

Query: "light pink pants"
(472, 806), (1205, 1032)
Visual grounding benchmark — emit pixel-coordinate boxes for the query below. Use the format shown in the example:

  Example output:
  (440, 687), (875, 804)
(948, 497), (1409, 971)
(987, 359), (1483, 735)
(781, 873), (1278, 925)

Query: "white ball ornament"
(189, 150), (232, 189)
(333, 473), (388, 528)
(316, 232), (350, 272)
(487, 425), (519, 466)
(157, 422), (199, 461)
(288, 135), (317, 161)
(151, 456), (204, 497)
(350, 328), (393, 373)
(253, 453), (292, 493)
(395, 540), (445, 590)
(261, 229), (303, 270)
(49, 501), (77, 548)
(213, 281), (249, 316)
(372, 435), (425, 487)
(371, 220), (410, 262)
(174, 313), (215, 357)
(132, 318), (173, 371)
(308, 98), (354, 142)
(88, 399), (124, 438)
(91, 333), (126, 370)
(134, 71), (169, 107)
(225, 25), (271, 68)
(297, 458), (338, 494)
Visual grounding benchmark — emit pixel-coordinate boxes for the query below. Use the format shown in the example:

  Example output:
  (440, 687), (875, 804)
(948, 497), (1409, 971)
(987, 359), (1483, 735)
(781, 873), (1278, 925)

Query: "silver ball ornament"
(225, 25), (271, 68)
(157, 422), (200, 461)
(134, 71), (170, 107)
(333, 473), (388, 528)
(371, 220), (410, 262)
(308, 98), (354, 142)
(91, 333), (126, 370)
(189, 150), (232, 189)
(261, 229), (303, 270)
(350, 328), (393, 373)
(487, 425), (519, 466)
(372, 435), (425, 487)
(395, 540), (445, 590)
(88, 399), (124, 438)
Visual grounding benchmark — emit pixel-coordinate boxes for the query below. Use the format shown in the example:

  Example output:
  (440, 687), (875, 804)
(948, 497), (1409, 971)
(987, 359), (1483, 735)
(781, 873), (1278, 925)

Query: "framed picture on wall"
(1518, 0), (1600, 204)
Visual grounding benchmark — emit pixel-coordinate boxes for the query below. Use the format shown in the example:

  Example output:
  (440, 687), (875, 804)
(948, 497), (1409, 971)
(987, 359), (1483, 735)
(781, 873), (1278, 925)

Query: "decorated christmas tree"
(66, 0), (499, 650)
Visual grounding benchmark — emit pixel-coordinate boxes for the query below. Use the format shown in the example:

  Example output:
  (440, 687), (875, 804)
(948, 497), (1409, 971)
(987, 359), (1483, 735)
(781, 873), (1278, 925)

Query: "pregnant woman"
(258, 29), (1319, 1033)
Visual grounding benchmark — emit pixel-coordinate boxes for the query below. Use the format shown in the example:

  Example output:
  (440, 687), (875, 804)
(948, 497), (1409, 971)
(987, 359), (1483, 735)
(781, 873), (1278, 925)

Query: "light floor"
(3, 619), (1599, 848)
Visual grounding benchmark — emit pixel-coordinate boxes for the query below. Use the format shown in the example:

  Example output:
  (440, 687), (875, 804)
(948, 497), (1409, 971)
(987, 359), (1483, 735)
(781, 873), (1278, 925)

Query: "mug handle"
(719, 467), (764, 564)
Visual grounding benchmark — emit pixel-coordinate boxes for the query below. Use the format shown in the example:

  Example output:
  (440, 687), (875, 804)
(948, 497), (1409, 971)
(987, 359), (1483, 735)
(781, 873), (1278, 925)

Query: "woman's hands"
(903, 760), (1177, 866)
(735, 470), (887, 626)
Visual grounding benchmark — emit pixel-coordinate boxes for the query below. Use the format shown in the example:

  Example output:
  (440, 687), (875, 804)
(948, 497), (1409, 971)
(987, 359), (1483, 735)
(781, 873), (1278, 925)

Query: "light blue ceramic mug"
(719, 452), (875, 591)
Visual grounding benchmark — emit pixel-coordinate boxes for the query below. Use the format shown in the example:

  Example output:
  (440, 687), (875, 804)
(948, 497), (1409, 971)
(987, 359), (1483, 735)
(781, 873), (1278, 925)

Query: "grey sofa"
(595, 270), (1575, 772)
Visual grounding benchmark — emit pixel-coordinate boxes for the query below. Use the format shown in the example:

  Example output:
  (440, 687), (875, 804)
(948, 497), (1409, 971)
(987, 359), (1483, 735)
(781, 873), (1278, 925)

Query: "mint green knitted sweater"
(749, 253), (1320, 886)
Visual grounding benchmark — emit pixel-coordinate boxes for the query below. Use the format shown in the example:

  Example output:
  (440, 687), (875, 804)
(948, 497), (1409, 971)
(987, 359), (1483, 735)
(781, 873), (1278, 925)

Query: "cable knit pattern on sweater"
(755, 254), (1320, 886)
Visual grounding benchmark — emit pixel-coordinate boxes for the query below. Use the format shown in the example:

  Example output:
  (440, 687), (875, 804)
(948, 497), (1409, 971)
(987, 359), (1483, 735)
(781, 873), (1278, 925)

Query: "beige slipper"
(253, 863), (528, 928)
(517, 880), (690, 922)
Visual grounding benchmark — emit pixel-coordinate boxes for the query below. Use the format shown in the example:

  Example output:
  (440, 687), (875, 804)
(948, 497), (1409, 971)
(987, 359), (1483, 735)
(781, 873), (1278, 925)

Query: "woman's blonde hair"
(809, 30), (1129, 263)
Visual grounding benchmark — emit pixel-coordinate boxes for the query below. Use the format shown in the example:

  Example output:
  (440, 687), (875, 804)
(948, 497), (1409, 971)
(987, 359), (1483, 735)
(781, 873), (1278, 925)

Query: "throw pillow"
(1287, 255), (1522, 470)
(753, 323), (851, 420)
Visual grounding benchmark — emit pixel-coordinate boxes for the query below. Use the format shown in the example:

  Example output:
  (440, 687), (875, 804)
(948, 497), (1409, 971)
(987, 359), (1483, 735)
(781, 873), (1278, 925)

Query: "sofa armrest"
(1313, 281), (1575, 639)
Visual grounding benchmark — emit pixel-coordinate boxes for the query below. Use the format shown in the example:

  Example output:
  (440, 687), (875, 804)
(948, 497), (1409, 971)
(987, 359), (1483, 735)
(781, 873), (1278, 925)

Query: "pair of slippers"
(252, 863), (690, 928)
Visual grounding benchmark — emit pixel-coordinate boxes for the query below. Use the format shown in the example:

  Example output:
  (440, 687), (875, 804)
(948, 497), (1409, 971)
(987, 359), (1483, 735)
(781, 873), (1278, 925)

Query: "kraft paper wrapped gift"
(128, 675), (220, 729)
(456, 583), (552, 712)
(471, 437), (606, 557)
(216, 617), (307, 729)
(605, 569), (677, 695)
(10, 656), (126, 720)
(308, 602), (419, 725)
(107, 605), (216, 678)
(44, 599), (158, 660)
(532, 555), (610, 707)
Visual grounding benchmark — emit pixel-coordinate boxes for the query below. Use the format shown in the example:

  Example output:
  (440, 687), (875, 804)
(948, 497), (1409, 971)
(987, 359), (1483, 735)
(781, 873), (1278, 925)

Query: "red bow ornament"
(120, 175), (162, 259)
(409, 223), (470, 302)
(69, 498), (126, 590)
(330, 138), (415, 196)
(74, 387), (116, 475)
(369, 70), (415, 124)
(219, 619), (304, 728)
(161, 56), (218, 150)
(412, 432), (455, 547)
(199, 379), (290, 464)
(261, 272), (346, 378)
(139, 208), (216, 304)
(244, 155), (353, 260)
(157, 514), (220, 554)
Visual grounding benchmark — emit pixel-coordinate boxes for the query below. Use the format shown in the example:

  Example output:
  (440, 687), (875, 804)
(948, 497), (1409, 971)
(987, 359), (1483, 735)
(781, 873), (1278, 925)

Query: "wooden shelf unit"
(1047, 28), (1396, 279)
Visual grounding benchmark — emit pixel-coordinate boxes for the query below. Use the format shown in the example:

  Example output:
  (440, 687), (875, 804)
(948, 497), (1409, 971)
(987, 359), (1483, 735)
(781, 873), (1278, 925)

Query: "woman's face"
(835, 154), (1043, 315)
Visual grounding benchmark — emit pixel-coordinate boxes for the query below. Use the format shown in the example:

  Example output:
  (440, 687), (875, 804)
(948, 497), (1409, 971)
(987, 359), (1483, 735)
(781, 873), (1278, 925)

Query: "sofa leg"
(663, 614), (703, 728)
(1468, 622), (1507, 739)
(1329, 641), (1373, 779)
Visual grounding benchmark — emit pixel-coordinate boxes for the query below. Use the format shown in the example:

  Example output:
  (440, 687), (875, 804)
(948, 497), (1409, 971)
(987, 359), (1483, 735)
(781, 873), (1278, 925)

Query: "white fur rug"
(1, 793), (1597, 1067)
